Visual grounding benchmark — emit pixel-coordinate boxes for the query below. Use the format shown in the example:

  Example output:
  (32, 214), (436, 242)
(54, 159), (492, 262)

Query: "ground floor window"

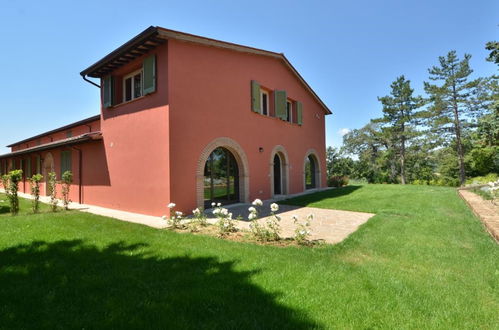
(204, 147), (239, 208)
(305, 155), (317, 189)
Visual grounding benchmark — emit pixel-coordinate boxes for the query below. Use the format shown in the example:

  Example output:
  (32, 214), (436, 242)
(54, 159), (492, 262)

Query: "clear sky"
(0, 0), (497, 154)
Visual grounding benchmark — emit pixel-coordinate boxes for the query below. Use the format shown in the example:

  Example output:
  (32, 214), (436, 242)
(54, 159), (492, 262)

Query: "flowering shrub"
(294, 214), (313, 245)
(48, 172), (58, 212)
(162, 203), (185, 229)
(265, 203), (281, 241)
(61, 171), (73, 210)
(212, 204), (236, 237)
(249, 201), (281, 242)
(7, 170), (22, 215)
(29, 174), (43, 213)
(189, 207), (207, 232)
(1, 174), (9, 195)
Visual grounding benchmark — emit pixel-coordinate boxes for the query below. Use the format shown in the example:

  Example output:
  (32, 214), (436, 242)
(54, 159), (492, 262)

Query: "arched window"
(305, 155), (317, 189)
(204, 147), (239, 208)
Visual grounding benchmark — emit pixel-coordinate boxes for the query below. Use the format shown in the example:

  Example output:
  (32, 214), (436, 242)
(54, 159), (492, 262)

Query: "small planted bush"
(212, 204), (236, 237)
(61, 171), (73, 210)
(293, 214), (313, 245)
(1, 174), (9, 195)
(249, 200), (282, 242)
(163, 203), (185, 229)
(189, 207), (207, 232)
(327, 176), (349, 188)
(48, 172), (58, 212)
(29, 174), (43, 213)
(7, 170), (23, 215)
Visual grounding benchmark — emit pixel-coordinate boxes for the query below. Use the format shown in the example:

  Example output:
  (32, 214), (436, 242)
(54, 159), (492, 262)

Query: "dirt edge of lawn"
(459, 189), (499, 243)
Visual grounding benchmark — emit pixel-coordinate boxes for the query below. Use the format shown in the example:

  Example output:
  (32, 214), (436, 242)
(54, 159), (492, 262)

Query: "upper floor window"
(102, 54), (156, 108)
(286, 100), (292, 122)
(123, 69), (143, 102)
(261, 90), (269, 116)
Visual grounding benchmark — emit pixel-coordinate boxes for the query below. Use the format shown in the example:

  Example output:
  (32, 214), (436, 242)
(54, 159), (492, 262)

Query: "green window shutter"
(26, 158), (32, 177)
(251, 81), (261, 113)
(274, 90), (287, 120)
(296, 101), (303, 125)
(36, 155), (41, 174)
(60, 151), (72, 176)
(20, 159), (24, 176)
(11, 159), (16, 171)
(102, 75), (114, 108)
(143, 55), (156, 95)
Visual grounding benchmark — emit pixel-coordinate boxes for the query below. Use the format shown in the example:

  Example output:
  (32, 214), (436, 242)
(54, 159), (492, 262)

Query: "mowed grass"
(0, 185), (498, 329)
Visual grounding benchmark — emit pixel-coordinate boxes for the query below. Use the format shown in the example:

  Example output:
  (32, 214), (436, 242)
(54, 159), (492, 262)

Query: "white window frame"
(123, 69), (143, 102)
(260, 90), (269, 116)
(286, 100), (293, 122)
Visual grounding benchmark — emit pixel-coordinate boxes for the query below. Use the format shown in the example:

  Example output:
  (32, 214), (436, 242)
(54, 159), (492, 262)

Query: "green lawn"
(0, 185), (498, 329)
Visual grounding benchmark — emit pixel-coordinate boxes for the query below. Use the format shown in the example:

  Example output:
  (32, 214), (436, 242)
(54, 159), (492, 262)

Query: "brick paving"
(207, 200), (375, 244)
(459, 189), (499, 242)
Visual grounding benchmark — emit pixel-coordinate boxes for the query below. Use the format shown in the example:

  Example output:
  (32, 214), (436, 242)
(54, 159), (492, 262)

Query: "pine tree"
(378, 76), (423, 184)
(424, 51), (481, 185)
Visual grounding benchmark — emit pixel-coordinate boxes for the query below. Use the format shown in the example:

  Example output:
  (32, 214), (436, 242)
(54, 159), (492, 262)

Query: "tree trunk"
(452, 86), (466, 186)
(400, 124), (406, 185)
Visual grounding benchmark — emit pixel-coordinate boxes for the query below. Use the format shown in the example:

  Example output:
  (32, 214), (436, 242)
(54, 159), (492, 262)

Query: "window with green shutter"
(60, 151), (72, 176)
(251, 80), (261, 113)
(102, 75), (114, 108)
(296, 101), (303, 125)
(274, 90), (287, 120)
(143, 55), (156, 95)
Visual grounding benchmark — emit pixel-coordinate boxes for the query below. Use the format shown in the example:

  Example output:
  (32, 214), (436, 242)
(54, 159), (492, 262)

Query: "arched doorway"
(273, 154), (282, 195)
(42, 152), (54, 195)
(304, 154), (320, 190)
(269, 145), (289, 197)
(203, 147), (240, 208)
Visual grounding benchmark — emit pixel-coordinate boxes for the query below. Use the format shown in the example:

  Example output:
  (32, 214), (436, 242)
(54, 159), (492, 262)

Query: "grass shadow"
(0, 240), (322, 329)
(281, 185), (363, 207)
(0, 205), (10, 214)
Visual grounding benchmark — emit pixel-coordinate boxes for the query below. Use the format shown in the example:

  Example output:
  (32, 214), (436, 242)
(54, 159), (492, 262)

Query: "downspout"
(80, 74), (101, 88)
(71, 146), (83, 204)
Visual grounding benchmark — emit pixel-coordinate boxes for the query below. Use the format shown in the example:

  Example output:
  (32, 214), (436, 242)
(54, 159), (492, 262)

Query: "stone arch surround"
(196, 137), (250, 208)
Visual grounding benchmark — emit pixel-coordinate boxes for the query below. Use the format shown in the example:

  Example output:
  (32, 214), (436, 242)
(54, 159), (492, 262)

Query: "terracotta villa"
(0, 26), (331, 216)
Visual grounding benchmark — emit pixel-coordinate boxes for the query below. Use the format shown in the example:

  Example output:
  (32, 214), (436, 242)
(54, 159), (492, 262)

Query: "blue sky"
(0, 0), (497, 154)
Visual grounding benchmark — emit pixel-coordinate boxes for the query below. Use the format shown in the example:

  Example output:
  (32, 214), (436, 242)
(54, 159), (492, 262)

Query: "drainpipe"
(80, 74), (101, 88)
(71, 146), (83, 204)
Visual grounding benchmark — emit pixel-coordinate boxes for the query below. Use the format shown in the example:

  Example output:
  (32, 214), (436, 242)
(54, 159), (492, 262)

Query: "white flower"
(248, 206), (256, 213)
(211, 202), (216, 207)
(252, 199), (263, 206)
(248, 213), (257, 220)
(217, 202), (222, 207)
(161, 215), (167, 220)
(223, 222), (229, 227)
(213, 208), (220, 215)
(192, 208), (200, 215)
(221, 208), (229, 216)
(167, 203), (176, 209)
(270, 203), (279, 212)
(228, 212), (233, 219)
(175, 211), (183, 216)
(299, 230), (306, 235)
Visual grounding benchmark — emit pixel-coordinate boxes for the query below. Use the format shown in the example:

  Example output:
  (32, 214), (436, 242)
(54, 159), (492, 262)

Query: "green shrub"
(29, 174), (43, 213)
(61, 171), (73, 210)
(465, 173), (499, 185)
(1, 174), (10, 195)
(7, 170), (23, 215)
(48, 172), (58, 212)
(328, 176), (349, 188)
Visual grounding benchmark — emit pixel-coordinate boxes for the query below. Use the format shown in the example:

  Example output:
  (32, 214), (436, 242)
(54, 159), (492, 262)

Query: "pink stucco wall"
(2, 36), (328, 218)
(167, 39), (327, 214)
